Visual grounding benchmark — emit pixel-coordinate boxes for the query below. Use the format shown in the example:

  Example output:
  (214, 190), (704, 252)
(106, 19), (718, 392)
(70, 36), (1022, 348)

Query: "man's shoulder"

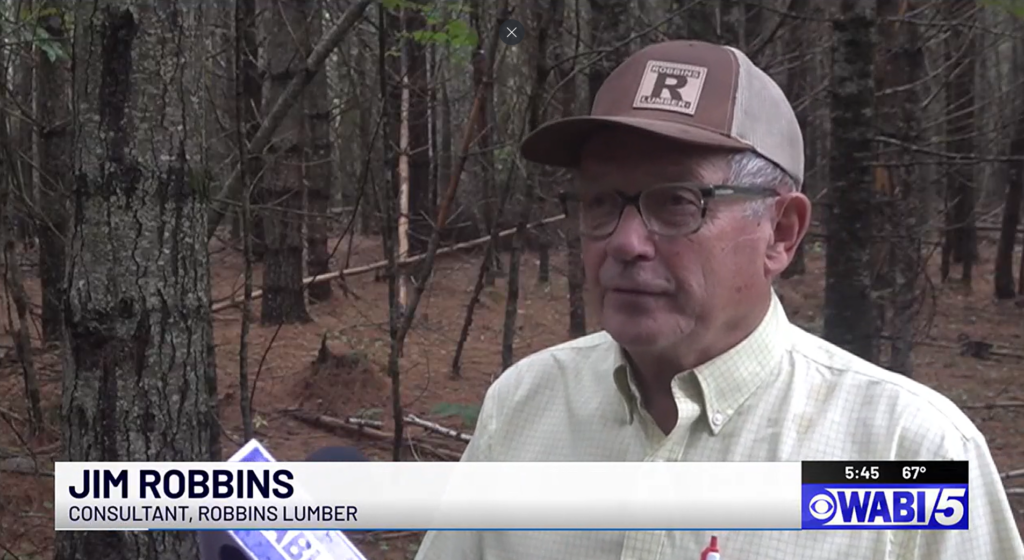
(487, 331), (618, 395)
(789, 326), (982, 448)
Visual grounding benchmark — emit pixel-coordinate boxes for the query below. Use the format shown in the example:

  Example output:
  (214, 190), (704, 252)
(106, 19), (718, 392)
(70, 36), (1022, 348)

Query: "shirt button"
(711, 412), (724, 427)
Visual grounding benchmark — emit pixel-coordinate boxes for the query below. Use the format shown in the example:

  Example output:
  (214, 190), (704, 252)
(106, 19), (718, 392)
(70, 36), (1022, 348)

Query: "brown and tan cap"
(520, 40), (804, 186)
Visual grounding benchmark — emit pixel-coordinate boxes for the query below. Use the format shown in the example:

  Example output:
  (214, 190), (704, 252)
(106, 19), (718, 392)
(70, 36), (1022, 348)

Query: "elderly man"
(413, 40), (1024, 559)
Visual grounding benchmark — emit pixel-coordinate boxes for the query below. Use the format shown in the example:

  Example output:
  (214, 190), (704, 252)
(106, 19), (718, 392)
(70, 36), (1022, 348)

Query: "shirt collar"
(611, 291), (789, 434)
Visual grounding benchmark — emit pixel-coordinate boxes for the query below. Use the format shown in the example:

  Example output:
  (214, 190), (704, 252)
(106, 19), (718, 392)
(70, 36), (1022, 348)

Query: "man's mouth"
(609, 287), (664, 296)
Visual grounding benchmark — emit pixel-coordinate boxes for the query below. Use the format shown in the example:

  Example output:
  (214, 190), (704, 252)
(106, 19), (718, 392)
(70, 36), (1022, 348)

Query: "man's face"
(577, 130), (782, 355)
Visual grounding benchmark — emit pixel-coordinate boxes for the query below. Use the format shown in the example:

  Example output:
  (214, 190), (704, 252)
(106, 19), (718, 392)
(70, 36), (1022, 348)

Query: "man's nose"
(605, 206), (656, 261)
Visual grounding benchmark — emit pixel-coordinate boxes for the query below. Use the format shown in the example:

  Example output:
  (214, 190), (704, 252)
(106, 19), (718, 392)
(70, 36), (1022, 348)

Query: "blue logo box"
(801, 483), (969, 531)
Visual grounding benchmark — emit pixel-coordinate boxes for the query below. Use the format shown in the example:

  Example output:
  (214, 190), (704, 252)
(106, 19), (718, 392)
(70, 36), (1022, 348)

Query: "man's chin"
(603, 317), (690, 351)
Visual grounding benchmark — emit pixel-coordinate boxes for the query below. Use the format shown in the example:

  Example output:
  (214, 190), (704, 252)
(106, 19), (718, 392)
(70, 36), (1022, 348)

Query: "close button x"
(499, 18), (524, 46)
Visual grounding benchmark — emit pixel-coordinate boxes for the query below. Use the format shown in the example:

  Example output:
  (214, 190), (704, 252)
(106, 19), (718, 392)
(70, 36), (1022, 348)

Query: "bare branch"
(206, 0), (373, 239)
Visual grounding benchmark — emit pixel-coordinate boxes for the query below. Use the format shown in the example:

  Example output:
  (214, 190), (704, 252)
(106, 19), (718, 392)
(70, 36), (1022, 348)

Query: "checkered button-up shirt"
(413, 293), (1024, 560)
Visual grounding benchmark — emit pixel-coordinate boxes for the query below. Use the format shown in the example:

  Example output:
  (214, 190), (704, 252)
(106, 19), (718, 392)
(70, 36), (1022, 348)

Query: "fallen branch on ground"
(397, 437), (462, 462)
(350, 530), (421, 544)
(0, 406), (24, 423)
(1006, 488), (1024, 495)
(405, 414), (472, 443)
(210, 213), (566, 312)
(285, 408), (396, 441)
(1001, 468), (1024, 480)
(877, 336), (1024, 361)
(369, 530), (420, 541)
(282, 408), (463, 461)
(961, 401), (1024, 410)
(282, 408), (385, 432)
(346, 417), (384, 430)
(28, 442), (59, 455)
(0, 456), (53, 477)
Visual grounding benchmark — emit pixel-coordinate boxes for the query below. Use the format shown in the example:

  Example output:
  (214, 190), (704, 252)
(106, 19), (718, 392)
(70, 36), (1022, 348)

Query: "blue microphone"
(304, 447), (369, 463)
(197, 441), (370, 560)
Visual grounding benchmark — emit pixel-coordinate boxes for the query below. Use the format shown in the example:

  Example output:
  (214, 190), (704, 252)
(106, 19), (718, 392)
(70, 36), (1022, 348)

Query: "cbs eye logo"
(808, 492), (836, 521)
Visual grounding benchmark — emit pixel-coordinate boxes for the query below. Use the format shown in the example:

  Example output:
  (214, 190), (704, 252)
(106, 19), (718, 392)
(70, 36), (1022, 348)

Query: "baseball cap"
(519, 40), (804, 187)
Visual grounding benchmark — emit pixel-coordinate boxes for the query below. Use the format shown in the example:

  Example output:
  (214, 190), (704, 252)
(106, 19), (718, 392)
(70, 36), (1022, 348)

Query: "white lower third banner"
(54, 461), (803, 531)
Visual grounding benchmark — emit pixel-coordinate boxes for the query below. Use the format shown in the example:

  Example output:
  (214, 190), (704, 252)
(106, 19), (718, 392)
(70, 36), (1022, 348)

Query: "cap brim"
(520, 116), (750, 168)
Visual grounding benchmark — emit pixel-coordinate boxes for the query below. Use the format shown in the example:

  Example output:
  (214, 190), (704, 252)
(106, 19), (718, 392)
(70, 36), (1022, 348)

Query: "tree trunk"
(432, 9), (453, 211)
(36, 0), (71, 343)
(437, 65), (453, 216)
(744, 0), (763, 52)
(15, 4), (37, 246)
(0, 48), (3, 480)
(536, 230), (551, 284)
(557, 0), (585, 338)
(575, 0), (636, 338)
(587, 0), (633, 108)
(532, 0), (554, 287)
(427, 42), (437, 210)
(823, 0), (878, 363)
(306, 2), (333, 303)
(259, 0), (311, 325)
(235, 0), (257, 444)
(1, 110), (44, 436)
(803, 1), (830, 220)
(398, 46), (412, 309)
(382, 8), (403, 236)
(3, 240), (44, 435)
(469, 0), (501, 284)
(942, 0), (978, 287)
(353, 38), (376, 235)
(995, 109), (1024, 299)
(205, 2), (235, 214)
(205, 0), (372, 240)
(874, 0), (924, 376)
(667, 0), (718, 41)
(404, 4), (432, 256)
(720, 0), (746, 49)
(236, 0), (265, 260)
(1019, 221), (1024, 295)
(376, 2), (404, 461)
(780, 0), (808, 279)
(450, 238), (497, 379)
(57, 3), (215, 558)
(502, 0), (560, 369)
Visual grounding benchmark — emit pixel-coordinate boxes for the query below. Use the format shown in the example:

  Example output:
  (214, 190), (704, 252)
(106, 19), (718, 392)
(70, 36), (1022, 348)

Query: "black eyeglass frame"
(557, 183), (781, 238)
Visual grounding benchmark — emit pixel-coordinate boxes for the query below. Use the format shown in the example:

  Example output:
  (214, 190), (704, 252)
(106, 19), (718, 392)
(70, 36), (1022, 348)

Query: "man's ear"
(765, 192), (811, 277)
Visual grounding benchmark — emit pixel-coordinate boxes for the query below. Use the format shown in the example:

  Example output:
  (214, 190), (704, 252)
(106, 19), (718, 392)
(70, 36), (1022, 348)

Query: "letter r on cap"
(649, 72), (688, 101)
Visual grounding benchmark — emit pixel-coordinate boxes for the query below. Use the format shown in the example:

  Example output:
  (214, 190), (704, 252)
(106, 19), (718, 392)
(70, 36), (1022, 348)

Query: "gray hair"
(725, 151), (798, 217)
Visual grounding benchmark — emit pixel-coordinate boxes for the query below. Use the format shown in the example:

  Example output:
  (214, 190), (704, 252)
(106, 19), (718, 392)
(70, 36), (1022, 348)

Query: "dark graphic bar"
(801, 461), (968, 485)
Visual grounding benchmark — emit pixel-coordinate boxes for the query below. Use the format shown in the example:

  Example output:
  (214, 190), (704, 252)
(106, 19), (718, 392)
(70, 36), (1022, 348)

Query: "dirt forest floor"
(2, 229), (1024, 559)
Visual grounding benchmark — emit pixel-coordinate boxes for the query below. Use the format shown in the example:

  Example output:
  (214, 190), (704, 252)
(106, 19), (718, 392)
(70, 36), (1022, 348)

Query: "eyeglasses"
(558, 183), (780, 238)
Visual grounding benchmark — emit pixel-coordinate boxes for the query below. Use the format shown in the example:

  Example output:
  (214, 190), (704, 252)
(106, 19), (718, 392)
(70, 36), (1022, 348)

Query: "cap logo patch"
(633, 60), (708, 116)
